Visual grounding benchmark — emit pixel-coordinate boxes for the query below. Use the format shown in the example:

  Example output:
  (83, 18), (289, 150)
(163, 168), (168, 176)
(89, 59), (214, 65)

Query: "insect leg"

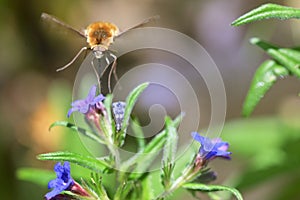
(110, 53), (119, 83)
(91, 57), (102, 92)
(108, 53), (119, 93)
(56, 47), (88, 72)
(99, 56), (112, 78)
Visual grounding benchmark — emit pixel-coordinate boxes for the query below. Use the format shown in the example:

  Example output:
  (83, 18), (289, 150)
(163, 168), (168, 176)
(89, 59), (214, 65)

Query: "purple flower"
(45, 162), (74, 200)
(67, 85), (105, 117)
(192, 132), (231, 163)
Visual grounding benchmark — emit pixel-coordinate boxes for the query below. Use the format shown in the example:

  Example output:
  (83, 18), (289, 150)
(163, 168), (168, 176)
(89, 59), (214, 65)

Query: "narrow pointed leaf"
(243, 60), (289, 116)
(249, 37), (300, 78)
(232, 3), (300, 26)
(163, 116), (178, 163)
(250, 37), (278, 51)
(117, 82), (149, 146)
(141, 175), (154, 200)
(161, 116), (178, 188)
(267, 49), (300, 78)
(49, 121), (105, 144)
(37, 151), (112, 173)
(183, 183), (243, 200)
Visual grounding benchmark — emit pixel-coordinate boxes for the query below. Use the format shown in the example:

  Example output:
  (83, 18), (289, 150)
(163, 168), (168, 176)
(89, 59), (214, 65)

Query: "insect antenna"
(56, 47), (88, 72)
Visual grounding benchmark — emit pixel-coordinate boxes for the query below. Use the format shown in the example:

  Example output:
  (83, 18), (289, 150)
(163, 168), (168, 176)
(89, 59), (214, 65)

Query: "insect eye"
(112, 101), (126, 132)
(101, 31), (107, 38)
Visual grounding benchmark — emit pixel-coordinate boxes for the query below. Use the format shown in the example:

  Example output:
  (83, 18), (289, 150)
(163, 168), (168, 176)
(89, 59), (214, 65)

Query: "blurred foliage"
(222, 114), (300, 200)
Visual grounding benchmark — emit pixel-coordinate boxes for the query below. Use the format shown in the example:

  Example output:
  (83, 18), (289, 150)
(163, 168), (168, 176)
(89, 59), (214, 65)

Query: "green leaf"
(232, 3), (300, 26)
(141, 175), (155, 200)
(117, 82), (149, 146)
(250, 37), (279, 51)
(183, 183), (243, 200)
(221, 116), (300, 190)
(163, 116), (178, 163)
(267, 48), (300, 78)
(37, 151), (112, 173)
(243, 60), (289, 116)
(250, 37), (300, 63)
(131, 117), (146, 151)
(17, 168), (54, 186)
(49, 121), (105, 144)
(249, 37), (300, 78)
(161, 116), (178, 189)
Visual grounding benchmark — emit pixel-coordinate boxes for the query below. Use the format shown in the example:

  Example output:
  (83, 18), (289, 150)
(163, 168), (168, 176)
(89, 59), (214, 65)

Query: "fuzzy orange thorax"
(85, 22), (119, 49)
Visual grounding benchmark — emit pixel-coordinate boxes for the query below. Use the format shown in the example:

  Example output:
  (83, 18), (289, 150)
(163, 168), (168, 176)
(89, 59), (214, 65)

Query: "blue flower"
(191, 132), (231, 162)
(67, 85), (105, 117)
(45, 162), (74, 200)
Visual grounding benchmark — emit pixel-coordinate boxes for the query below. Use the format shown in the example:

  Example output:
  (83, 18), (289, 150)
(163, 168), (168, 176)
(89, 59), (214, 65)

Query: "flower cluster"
(42, 84), (237, 199)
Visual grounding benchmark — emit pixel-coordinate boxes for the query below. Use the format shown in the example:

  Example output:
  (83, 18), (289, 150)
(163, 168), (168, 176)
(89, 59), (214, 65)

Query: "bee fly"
(112, 101), (126, 132)
(41, 13), (159, 92)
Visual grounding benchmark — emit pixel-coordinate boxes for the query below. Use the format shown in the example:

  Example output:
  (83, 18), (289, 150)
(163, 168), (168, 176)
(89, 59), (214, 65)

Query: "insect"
(112, 101), (126, 132)
(41, 13), (159, 92)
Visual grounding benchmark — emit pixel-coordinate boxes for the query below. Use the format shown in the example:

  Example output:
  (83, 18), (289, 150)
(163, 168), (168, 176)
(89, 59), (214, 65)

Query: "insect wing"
(112, 101), (126, 132)
(116, 15), (160, 38)
(41, 12), (86, 38)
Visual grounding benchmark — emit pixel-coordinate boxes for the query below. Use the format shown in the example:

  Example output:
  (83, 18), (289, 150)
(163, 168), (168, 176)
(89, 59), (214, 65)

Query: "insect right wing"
(41, 12), (86, 38)
(116, 15), (160, 38)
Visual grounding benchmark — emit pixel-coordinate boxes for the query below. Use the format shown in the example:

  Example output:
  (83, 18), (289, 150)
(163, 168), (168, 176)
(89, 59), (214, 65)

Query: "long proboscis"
(56, 47), (88, 72)
(41, 12), (86, 38)
(116, 15), (160, 38)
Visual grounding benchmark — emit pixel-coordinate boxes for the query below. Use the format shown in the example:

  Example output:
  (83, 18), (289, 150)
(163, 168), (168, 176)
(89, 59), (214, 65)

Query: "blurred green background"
(1, 0), (300, 199)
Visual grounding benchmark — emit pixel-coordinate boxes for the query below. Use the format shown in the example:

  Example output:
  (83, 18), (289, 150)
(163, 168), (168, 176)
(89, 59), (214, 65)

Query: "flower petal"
(191, 132), (204, 143)
(86, 85), (97, 102)
(67, 107), (78, 118)
(92, 94), (105, 105)
(71, 99), (85, 107)
(192, 132), (231, 162)
(45, 188), (61, 200)
(45, 162), (74, 200)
